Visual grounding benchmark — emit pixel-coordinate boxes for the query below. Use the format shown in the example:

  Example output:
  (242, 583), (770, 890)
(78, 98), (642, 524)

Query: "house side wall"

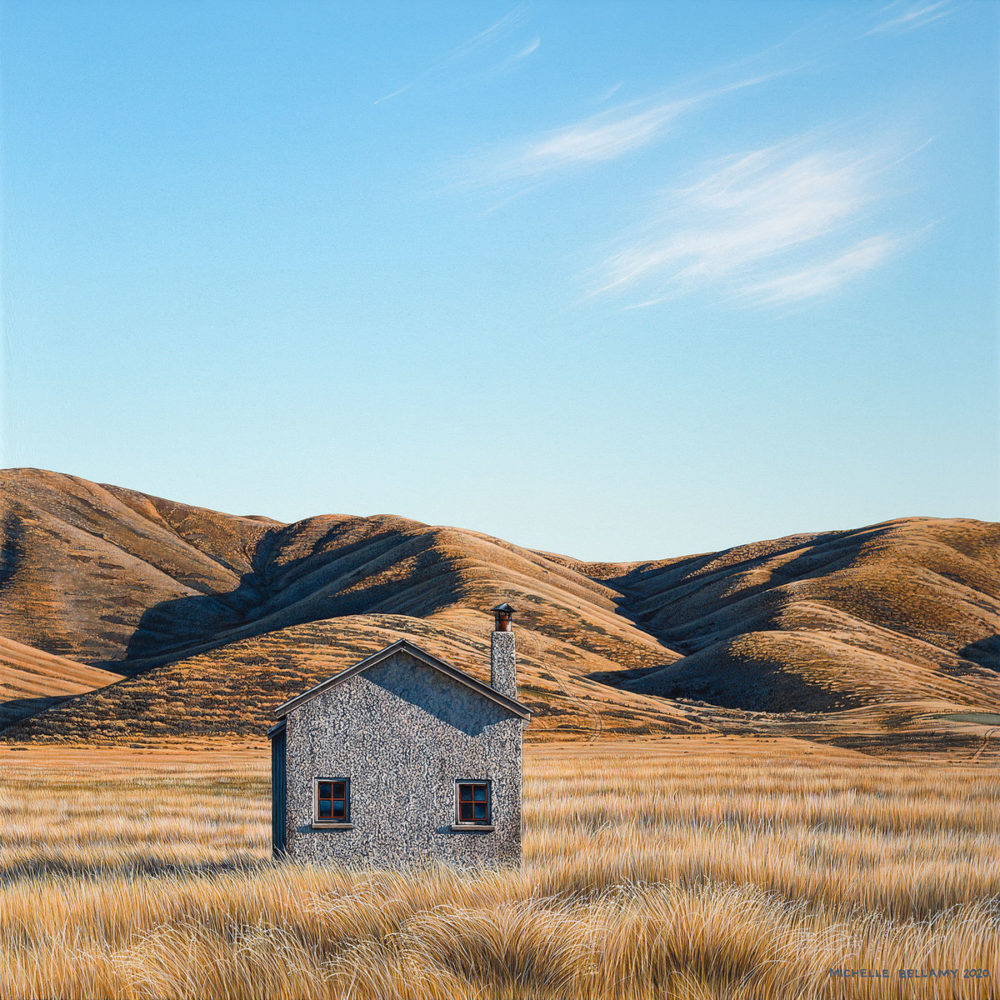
(284, 650), (524, 867)
(270, 728), (286, 856)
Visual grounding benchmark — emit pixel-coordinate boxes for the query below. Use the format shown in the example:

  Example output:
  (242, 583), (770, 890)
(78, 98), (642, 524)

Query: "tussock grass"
(1, 739), (997, 998)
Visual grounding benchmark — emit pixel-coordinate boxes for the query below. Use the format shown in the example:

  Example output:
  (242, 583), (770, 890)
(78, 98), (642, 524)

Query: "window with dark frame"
(456, 780), (490, 825)
(316, 778), (349, 823)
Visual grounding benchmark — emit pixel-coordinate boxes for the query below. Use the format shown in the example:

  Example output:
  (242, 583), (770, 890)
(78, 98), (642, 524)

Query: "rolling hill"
(1, 468), (998, 751)
(571, 517), (1000, 711)
(0, 635), (120, 728)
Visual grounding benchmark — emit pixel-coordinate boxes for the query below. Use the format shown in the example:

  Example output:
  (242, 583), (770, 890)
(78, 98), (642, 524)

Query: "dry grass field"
(1, 737), (998, 1000)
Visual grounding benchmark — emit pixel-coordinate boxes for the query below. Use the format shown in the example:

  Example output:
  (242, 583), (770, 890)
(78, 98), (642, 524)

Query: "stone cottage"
(268, 603), (531, 867)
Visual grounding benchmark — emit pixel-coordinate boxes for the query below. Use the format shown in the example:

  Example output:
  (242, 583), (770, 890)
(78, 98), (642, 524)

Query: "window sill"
(450, 823), (495, 832)
(311, 821), (354, 830)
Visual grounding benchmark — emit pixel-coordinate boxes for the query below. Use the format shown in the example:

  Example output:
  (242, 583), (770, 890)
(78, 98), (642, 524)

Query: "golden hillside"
(0, 469), (672, 673)
(6, 613), (698, 742)
(569, 518), (1000, 712)
(0, 636), (120, 728)
(2, 468), (999, 750)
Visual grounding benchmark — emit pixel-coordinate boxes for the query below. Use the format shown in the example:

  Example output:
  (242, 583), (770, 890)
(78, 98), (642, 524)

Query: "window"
(455, 780), (491, 826)
(315, 778), (350, 825)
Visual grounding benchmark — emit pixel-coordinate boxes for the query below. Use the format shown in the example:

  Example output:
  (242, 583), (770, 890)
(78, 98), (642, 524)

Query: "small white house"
(268, 603), (531, 867)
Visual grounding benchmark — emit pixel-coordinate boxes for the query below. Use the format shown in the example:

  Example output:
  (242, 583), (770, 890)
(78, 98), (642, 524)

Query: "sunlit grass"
(1, 739), (997, 999)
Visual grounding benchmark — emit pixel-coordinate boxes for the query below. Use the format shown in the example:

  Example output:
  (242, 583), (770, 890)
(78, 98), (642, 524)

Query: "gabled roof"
(272, 638), (532, 721)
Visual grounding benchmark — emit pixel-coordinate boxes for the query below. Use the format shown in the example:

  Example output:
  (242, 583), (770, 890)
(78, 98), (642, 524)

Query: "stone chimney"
(490, 602), (517, 700)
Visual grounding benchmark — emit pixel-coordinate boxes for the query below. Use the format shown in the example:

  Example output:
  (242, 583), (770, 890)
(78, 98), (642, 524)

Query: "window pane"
(333, 802), (345, 819)
(319, 782), (332, 799)
(460, 803), (474, 821)
(459, 785), (472, 801)
(333, 782), (346, 798)
(474, 803), (487, 820)
(319, 800), (332, 818)
(473, 786), (486, 801)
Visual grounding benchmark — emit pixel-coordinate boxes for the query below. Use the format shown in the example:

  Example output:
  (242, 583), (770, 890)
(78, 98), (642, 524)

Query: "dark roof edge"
(266, 720), (286, 739)
(273, 638), (532, 721)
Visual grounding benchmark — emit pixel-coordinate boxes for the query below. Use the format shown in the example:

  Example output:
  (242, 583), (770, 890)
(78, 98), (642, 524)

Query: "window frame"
(313, 777), (353, 829)
(453, 779), (494, 831)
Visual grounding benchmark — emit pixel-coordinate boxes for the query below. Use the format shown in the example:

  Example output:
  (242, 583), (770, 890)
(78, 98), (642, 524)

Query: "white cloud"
(374, 85), (411, 106)
(451, 6), (526, 57)
(375, 5), (534, 105)
(741, 234), (902, 304)
(511, 37), (540, 62)
(866, 0), (956, 35)
(508, 101), (687, 175)
(471, 74), (777, 187)
(588, 136), (914, 308)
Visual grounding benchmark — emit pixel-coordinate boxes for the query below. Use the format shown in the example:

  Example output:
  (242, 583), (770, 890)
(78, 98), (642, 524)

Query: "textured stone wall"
(284, 649), (524, 868)
(490, 631), (517, 700)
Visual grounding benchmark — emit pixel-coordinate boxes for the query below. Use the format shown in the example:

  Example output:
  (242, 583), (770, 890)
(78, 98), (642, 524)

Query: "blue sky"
(2, 0), (996, 560)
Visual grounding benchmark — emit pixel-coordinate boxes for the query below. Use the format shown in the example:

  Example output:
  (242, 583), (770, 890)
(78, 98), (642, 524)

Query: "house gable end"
(273, 639), (531, 721)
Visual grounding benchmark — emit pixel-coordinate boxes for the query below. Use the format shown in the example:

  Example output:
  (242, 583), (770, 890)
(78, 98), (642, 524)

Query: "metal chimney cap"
(492, 602), (516, 631)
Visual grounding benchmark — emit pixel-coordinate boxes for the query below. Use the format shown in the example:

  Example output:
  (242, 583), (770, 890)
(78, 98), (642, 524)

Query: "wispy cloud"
(374, 85), (412, 106)
(450, 6), (526, 58)
(588, 134), (918, 308)
(375, 6), (538, 105)
(451, 5), (935, 308)
(866, 0), (956, 35)
(468, 73), (780, 187)
(511, 37), (540, 62)
(741, 234), (902, 304)
(497, 100), (688, 177)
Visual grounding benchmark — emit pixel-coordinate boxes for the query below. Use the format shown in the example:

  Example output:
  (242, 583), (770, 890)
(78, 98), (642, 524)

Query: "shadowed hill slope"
(559, 519), (1000, 714)
(0, 469), (675, 675)
(2, 468), (999, 746)
(7, 612), (699, 742)
(0, 636), (120, 728)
